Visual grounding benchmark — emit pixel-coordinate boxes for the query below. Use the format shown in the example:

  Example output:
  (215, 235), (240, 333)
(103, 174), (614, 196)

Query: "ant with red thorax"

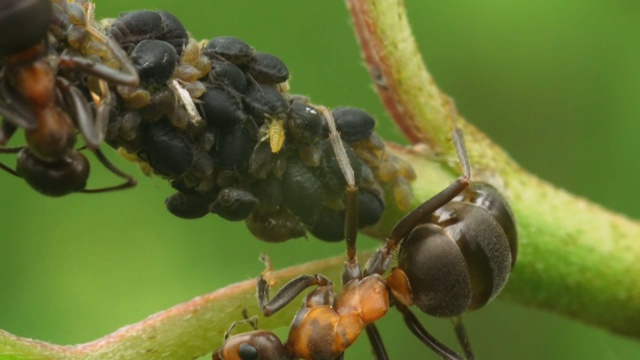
(0, 0), (139, 196)
(214, 101), (517, 359)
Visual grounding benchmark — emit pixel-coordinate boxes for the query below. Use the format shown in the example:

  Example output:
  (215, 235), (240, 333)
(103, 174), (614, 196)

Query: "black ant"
(213, 101), (517, 360)
(0, 0), (139, 196)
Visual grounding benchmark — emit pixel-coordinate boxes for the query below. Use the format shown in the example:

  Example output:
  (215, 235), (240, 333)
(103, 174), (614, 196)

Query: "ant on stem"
(214, 101), (517, 359)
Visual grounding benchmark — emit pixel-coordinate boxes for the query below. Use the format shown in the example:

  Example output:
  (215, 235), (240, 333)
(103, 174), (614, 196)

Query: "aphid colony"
(100, 9), (416, 242)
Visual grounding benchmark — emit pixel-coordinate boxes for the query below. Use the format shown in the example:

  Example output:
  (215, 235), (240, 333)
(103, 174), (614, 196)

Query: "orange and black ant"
(214, 102), (517, 359)
(0, 0), (139, 196)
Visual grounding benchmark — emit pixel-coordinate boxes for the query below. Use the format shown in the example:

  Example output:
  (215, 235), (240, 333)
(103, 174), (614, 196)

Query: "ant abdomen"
(16, 148), (89, 197)
(395, 181), (517, 317)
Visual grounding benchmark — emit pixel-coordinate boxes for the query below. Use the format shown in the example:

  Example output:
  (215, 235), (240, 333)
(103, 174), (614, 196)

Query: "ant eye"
(237, 343), (258, 360)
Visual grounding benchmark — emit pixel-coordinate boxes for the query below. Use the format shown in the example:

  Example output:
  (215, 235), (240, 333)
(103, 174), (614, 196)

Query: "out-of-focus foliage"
(0, 1), (638, 359)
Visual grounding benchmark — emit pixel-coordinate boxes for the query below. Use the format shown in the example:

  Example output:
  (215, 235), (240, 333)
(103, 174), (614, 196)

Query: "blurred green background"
(1, 0), (639, 359)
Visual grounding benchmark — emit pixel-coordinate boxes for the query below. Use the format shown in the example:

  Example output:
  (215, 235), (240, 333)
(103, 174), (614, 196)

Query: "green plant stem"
(2, 0), (640, 359)
(346, 0), (640, 339)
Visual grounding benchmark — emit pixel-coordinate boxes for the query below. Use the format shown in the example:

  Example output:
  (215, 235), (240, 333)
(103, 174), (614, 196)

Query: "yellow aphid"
(392, 177), (413, 212)
(117, 148), (153, 177)
(268, 119), (285, 153)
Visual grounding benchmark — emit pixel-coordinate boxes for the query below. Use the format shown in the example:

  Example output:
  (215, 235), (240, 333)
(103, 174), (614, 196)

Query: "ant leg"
(0, 77), (37, 129)
(452, 316), (475, 360)
(366, 324), (390, 360)
(0, 146), (22, 177)
(57, 77), (102, 149)
(0, 119), (17, 146)
(92, 80), (113, 146)
(81, 148), (137, 193)
(387, 98), (470, 248)
(257, 254), (333, 317)
(317, 106), (361, 282)
(55, 77), (137, 193)
(395, 303), (463, 360)
(58, 26), (139, 88)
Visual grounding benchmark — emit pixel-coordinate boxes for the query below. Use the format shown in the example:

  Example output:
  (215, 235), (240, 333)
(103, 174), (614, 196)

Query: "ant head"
(214, 330), (288, 360)
(0, 0), (51, 56)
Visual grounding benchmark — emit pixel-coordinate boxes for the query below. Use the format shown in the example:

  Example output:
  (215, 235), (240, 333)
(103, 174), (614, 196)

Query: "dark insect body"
(65, 6), (417, 242)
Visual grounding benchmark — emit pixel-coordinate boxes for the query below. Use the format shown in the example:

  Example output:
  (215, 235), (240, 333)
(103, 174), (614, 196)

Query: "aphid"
(317, 137), (363, 193)
(209, 60), (248, 94)
(143, 121), (194, 178)
(210, 187), (259, 221)
(214, 102), (517, 360)
(242, 84), (289, 123)
(281, 158), (324, 223)
(287, 102), (323, 144)
(197, 88), (245, 128)
(266, 117), (285, 153)
(246, 52), (290, 85)
(130, 39), (177, 86)
(245, 209), (306, 243)
(0, 0), (138, 196)
(212, 126), (256, 170)
(109, 10), (188, 56)
(203, 36), (254, 65)
(326, 106), (376, 142)
(165, 191), (211, 219)
(248, 140), (276, 179)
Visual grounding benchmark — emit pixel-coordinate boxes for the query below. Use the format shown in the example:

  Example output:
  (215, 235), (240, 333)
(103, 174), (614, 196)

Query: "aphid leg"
(366, 324), (390, 360)
(257, 255), (333, 317)
(395, 303), (463, 360)
(387, 98), (470, 249)
(452, 316), (475, 360)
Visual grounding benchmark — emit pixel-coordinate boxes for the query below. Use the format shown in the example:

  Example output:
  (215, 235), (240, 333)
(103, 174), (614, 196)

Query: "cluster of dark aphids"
(1, 0), (415, 243)
(101, 8), (416, 243)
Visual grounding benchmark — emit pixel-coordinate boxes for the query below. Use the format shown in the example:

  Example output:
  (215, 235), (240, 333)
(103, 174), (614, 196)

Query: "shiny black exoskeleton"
(130, 39), (177, 86)
(143, 121), (194, 178)
(96, 9), (413, 241)
(245, 52), (290, 85)
(203, 36), (254, 65)
(198, 88), (245, 128)
(109, 10), (188, 56)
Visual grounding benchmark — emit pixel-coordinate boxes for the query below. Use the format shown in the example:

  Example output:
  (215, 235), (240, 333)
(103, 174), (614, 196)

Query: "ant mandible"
(0, 0), (139, 196)
(214, 101), (517, 360)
